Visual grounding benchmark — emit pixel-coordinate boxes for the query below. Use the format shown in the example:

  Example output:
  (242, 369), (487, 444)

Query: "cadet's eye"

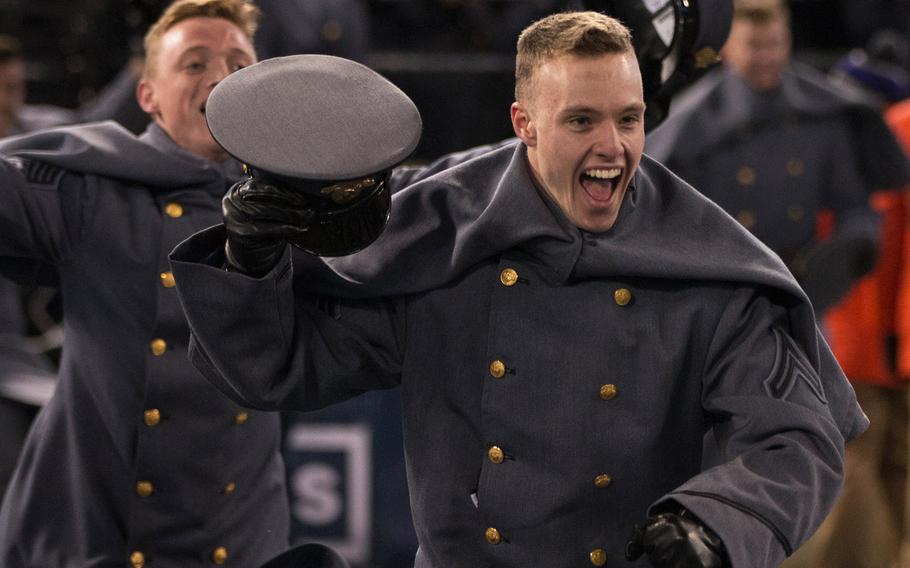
(621, 114), (642, 127)
(185, 61), (205, 73)
(568, 116), (592, 129)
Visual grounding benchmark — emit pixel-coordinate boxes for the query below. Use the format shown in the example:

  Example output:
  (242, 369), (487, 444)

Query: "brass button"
(787, 204), (804, 222)
(234, 411), (249, 425)
(164, 202), (184, 218)
(136, 480), (153, 497)
(500, 268), (518, 287)
(590, 548), (608, 566)
(736, 166), (756, 186)
(599, 384), (617, 400)
(485, 527), (502, 545)
(594, 474), (613, 488)
(160, 271), (176, 288)
(736, 210), (755, 230)
(212, 546), (228, 565)
(613, 288), (632, 306)
(150, 338), (167, 356)
(694, 46), (720, 69)
(488, 445), (505, 464)
(130, 551), (145, 568)
(489, 360), (506, 379)
(144, 409), (161, 426)
(786, 158), (804, 177)
(224, 482), (236, 495)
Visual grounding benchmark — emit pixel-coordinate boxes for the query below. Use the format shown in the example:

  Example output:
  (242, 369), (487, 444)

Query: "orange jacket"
(824, 100), (910, 387)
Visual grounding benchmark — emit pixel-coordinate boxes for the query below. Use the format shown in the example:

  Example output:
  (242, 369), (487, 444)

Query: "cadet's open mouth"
(580, 168), (621, 202)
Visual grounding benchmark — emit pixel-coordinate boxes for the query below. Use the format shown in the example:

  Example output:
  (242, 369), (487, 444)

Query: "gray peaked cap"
(205, 54), (422, 181)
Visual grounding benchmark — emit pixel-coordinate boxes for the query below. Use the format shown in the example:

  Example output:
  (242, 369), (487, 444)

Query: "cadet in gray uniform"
(0, 2), (288, 566)
(170, 12), (867, 568)
(645, 0), (909, 313)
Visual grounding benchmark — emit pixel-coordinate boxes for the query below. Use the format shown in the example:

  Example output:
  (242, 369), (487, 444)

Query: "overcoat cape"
(646, 63), (910, 192)
(280, 140), (869, 441)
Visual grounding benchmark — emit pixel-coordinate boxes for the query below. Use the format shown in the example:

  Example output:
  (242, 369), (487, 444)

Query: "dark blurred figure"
(0, 35), (74, 136)
(0, 34), (68, 499)
(254, 0), (369, 61)
(369, 0), (560, 52)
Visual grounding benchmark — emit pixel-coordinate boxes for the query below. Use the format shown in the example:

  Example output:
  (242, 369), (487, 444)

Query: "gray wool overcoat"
(171, 141), (869, 568)
(0, 122), (289, 568)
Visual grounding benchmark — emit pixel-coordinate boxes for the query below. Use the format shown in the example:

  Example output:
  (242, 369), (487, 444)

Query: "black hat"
(584, 0), (733, 129)
(259, 543), (351, 568)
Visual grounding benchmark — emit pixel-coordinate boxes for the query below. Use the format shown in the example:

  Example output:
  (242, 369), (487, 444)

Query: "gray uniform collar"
(140, 122), (243, 185)
(0, 121), (237, 194)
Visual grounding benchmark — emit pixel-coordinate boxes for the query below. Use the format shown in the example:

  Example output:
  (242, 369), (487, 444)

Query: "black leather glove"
(790, 233), (878, 313)
(626, 509), (730, 568)
(222, 178), (316, 277)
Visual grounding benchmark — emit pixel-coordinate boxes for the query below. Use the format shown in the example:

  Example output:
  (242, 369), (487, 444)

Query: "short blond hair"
(142, 0), (261, 78)
(515, 11), (633, 101)
(733, 0), (789, 24)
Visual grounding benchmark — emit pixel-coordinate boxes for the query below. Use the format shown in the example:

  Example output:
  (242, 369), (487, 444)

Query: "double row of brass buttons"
(489, 267), (625, 564)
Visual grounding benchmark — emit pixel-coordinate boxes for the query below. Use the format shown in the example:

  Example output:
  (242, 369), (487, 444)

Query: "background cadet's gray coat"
(0, 122), (288, 567)
(171, 141), (868, 568)
(645, 63), (907, 263)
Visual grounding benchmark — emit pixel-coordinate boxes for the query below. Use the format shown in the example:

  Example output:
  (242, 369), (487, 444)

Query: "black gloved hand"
(222, 178), (316, 277)
(626, 509), (730, 568)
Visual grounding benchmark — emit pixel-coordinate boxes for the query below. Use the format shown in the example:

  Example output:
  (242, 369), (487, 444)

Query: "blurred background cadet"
(5, 1), (910, 566)
(0, 33), (68, 500)
(646, 1), (910, 567)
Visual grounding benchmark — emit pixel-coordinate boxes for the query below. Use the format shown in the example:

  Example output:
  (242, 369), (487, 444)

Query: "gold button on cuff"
(144, 409), (161, 426)
(164, 202), (184, 218)
(599, 384), (617, 400)
(787, 204), (805, 222)
(736, 210), (755, 230)
(136, 481), (153, 497)
(500, 268), (518, 287)
(224, 482), (236, 495)
(150, 338), (167, 356)
(594, 474), (613, 488)
(160, 271), (176, 288)
(786, 159), (804, 177)
(489, 360), (506, 379)
(212, 546), (228, 565)
(590, 548), (608, 566)
(488, 445), (505, 464)
(130, 551), (145, 568)
(234, 411), (249, 425)
(485, 527), (502, 545)
(736, 166), (756, 186)
(613, 288), (632, 306)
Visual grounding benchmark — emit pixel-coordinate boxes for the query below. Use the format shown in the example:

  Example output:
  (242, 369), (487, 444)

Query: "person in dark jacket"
(0, 2), (289, 566)
(169, 11), (868, 568)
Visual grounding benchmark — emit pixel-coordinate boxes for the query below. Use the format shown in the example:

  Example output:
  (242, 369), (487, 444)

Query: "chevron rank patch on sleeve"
(8, 157), (66, 187)
(763, 326), (828, 405)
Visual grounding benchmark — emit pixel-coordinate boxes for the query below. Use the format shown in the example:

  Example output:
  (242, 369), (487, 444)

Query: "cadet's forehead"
(529, 52), (643, 106)
(158, 16), (253, 55)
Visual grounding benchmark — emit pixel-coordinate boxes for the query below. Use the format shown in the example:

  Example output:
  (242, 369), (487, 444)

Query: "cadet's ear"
(511, 102), (537, 147)
(136, 78), (158, 116)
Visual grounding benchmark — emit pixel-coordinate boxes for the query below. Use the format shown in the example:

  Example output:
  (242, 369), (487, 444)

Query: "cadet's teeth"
(584, 168), (621, 179)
